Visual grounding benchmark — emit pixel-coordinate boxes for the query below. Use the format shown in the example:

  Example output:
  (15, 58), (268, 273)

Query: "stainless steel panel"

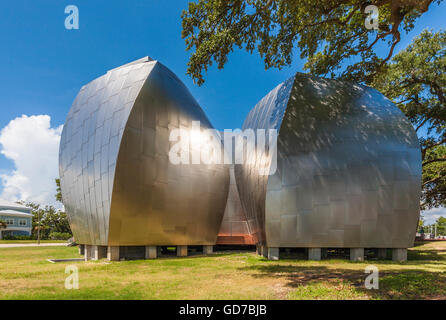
(217, 165), (257, 244)
(60, 57), (229, 246)
(235, 73), (421, 248)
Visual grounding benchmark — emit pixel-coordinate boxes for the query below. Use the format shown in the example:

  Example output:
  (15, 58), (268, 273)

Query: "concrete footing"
(350, 248), (364, 261)
(392, 248), (407, 262)
(145, 246), (157, 259)
(177, 245), (188, 257)
(91, 245), (99, 260)
(93, 244), (220, 260)
(252, 245), (278, 259)
(78, 244), (85, 256)
(107, 246), (120, 261)
(377, 248), (387, 260)
(262, 246), (268, 258)
(267, 247), (279, 260)
(308, 248), (322, 261)
(92, 245), (107, 260)
(203, 245), (213, 255)
(83, 244), (410, 262)
(84, 245), (92, 261)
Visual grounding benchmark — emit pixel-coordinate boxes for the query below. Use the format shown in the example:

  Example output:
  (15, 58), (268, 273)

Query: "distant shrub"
(48, 232), (72, 240)
(3, 235), (32, 240)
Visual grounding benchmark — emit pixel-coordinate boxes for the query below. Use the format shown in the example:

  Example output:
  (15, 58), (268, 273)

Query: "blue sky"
(0, 1), (444, 220)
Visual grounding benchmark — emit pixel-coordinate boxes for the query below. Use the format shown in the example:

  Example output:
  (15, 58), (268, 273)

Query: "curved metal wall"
(217, 165), (257, 245)
(234, 77), (295, 246)
(59, 57), (229, 246)
(235, 73), (421, 249)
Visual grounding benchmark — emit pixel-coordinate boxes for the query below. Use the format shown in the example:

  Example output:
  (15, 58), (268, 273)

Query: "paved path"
(0, 243), (68, 248)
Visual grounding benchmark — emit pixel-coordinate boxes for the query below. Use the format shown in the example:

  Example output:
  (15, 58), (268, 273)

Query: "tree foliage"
(417, 216), (425, 233)
(182, 2), (446, 213)
(436, 216), (446, 235)
(18, 201), (72, 240)
(372, 30), (446, 209)
(182, 0), (442, 85)
(55, 178), (62, 203)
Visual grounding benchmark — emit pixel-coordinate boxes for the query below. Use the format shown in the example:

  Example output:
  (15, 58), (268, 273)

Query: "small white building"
(0, 200), (33, 239)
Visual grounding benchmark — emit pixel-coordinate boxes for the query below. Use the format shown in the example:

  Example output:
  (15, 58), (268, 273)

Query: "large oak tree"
(182, 1), (445, 210)
(182, 0), (442, 85)
(372, 30), (445, 209)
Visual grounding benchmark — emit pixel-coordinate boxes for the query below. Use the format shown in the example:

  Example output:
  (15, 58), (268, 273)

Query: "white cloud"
(0, 115), (63, 207)
(421, 207), (446, 224)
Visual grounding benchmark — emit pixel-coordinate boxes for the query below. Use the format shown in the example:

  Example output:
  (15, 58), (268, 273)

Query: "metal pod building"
(235, 73), (421, 253)
(59, 57), (229, 248)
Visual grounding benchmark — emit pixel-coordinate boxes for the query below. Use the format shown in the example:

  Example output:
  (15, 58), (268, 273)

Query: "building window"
(6, 219), (14, 225)
(19, 219), (27, 226)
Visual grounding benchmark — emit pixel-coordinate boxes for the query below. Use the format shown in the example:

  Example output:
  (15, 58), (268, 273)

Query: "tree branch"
(422, 137), (446, 160)
(415, 117), (429, 132)
(423, 175), (445, 187)
(423, 157), (446, 166)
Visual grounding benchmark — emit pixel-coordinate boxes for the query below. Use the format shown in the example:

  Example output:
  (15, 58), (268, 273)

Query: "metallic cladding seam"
(59, 58), (153, 245)
(234, 77), (295, 245)
(234, 73), (421, 249)
(59, 57), (229, 246)
(108, 61), (229, 246)
(217, 165), (257, 245)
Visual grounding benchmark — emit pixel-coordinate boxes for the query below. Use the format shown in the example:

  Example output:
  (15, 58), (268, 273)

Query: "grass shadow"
(238, 263), (446, 299)
(238, 245), (446, 299)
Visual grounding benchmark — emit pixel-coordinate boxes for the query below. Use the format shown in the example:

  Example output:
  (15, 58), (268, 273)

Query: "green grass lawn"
(0, 241), (445, 300)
